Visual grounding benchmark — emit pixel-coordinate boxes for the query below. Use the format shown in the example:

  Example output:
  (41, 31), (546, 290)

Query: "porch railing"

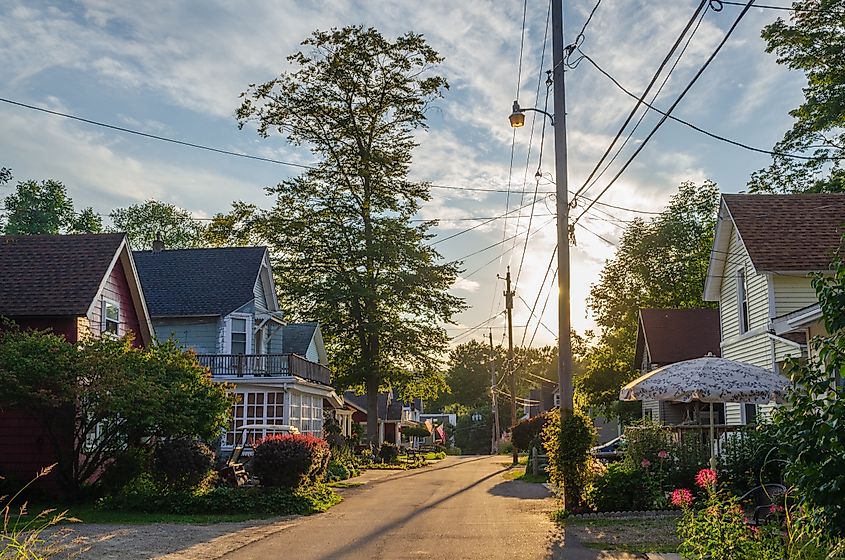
(196, 353), (331, 386)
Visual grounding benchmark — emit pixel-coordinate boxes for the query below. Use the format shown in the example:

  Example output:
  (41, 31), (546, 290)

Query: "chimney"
(152, 232), (165, 253)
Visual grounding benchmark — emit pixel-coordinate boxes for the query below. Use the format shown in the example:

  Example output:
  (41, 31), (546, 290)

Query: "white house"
(703, 193), (845, 425)
(134, 245), (343, 451)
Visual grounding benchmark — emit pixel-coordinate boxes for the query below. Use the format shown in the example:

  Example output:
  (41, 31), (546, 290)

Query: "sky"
(0, 1), (807, 348)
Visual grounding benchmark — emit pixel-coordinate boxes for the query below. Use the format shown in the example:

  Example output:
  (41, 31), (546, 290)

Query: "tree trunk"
(366, 376), (380, 446)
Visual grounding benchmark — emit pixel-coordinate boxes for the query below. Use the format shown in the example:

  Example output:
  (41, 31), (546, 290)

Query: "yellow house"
(703, 194), (845, 425)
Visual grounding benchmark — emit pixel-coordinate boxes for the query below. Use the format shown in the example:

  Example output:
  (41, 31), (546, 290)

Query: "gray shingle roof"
(0, 234), (125, 316)
(282, 322), (318, 355)
(133, 247), (267, 317)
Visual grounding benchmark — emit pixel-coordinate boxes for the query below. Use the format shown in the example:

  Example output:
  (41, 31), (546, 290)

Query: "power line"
(519, 244), (557, 348)
(447, 216), (557, 265)
(574, 0), (758, 225)
(432, 196), (550, 246)
(720, 0), (845, 13)
(0, 97), (315, 171)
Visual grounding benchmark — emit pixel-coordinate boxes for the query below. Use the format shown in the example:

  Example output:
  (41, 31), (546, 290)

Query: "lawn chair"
(740, 484), (787, 525)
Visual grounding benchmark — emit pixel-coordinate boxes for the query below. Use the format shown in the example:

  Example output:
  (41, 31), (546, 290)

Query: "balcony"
(196, 353), (331, 386)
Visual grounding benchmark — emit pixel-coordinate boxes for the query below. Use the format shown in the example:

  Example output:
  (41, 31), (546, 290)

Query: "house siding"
(719, 228), (770, 340)
(773, 275), (819, 317)
(153, 317), (220, 354)
(253, 274), (269, 314)
(88, 261), (142, 343)
(305, 338), (320, 363)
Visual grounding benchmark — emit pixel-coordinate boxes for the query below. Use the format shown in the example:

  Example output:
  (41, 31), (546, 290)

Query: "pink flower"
(671, 488), (693, 508)
(641, 458), (651, 468)
(657, 450), (669, 459)
(695, 468), (717, 489)
(769, 504), (784, 514)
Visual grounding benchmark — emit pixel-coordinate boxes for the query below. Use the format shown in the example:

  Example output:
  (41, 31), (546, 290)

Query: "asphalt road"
(222, 456), (571, 560)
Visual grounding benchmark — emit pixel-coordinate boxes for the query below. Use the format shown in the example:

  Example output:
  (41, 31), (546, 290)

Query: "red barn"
(0, 233), (153, 487)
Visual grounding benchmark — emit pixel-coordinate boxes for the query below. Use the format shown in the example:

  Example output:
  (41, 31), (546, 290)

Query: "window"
(737, 269), (750, 334)
(102, 299), (119, 335)
(744, 403), (758, 425)
(231, 318), (247, 354)
(224, 391), (287, 447)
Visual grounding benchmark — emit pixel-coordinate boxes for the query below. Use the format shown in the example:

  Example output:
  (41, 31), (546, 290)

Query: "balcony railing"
(196, 353), (331, 386)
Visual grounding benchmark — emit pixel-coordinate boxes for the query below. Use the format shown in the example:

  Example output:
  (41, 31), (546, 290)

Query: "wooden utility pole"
(489, 329), (501, 454)
(504, 267), (517, 465)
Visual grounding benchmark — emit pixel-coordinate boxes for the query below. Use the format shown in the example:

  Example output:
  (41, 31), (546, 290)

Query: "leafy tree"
(1, 178), (100, 234)
(109, 200), (206, 250)
(773, 245), (845, 538)
(0, 167), (11, 185)
(749, 0), (845, 193)
(235, 26), (464, 443)
(0, 328), (232, 495)
(578, 181), (719, 412)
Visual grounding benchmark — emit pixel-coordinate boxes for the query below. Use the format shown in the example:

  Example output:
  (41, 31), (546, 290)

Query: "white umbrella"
(619, 356), (792, 468)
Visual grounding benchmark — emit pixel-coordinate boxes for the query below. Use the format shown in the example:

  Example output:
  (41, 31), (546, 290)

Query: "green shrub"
(511, 413), (549, 451)
(541, 408), (596, 510)
(152, 438), (214, 492)
(97, 447), (150, 496)
(719, 423), (784, 495)
(378, 442), (400, 463)
(622, 420), (673, 469)
(586, 462), (659, 512)
(445, 446), (461, 456)
(402, 425), (432, 439)
(497, 440), (514, 455)
(252, 434), (330, 488)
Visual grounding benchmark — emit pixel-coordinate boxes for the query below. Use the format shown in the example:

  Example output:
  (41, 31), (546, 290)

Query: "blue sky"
(0, 1), (805, 347)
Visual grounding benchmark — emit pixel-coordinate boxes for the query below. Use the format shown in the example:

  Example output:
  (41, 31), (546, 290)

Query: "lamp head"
(509, 100), (525, 128)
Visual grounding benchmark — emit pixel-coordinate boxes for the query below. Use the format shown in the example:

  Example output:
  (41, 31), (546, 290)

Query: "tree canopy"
(109, 200), (207, 250)
(234, 26), (465, 443)
(577, 181), (719, 412)
(749, 0), (845, 193)
(1, 177), (102, 235)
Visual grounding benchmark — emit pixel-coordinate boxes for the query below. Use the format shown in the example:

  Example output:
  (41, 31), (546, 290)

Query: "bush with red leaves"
(252, 434), (331, 488)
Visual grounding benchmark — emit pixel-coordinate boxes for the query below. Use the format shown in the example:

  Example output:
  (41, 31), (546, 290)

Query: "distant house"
(704, 193), (845, 425)
(133, 245), (342, 450)
(343, 390), (421, 446)
(634, 308), (721, 424)
(0, 233), (154, 482)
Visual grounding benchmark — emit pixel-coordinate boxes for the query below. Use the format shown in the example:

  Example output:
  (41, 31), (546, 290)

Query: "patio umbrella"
(619, 356), (792, 468)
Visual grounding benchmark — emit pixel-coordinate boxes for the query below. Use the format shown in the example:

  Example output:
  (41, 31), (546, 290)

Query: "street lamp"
(509, 100), (555, 128)
(471, 412), (482, 422)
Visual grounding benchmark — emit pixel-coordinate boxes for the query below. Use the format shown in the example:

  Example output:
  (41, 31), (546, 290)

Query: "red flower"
(657, 450), (669, 459)
(695, 468), (717, 489)
(641, 458), (651, 468)
(671, 488), (694, 508)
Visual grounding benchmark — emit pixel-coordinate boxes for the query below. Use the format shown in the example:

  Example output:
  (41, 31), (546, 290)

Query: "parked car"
(591, 435), (624, 461)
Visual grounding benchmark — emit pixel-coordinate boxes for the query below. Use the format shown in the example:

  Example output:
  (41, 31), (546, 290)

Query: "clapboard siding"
(719, 228), (770, 339)
(88, 260), (142, 342)
(773, 275), (819, 317)
(153, 317), (221, 354)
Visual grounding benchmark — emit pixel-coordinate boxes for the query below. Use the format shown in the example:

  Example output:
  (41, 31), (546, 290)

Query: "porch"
(196, 353), (331, 385)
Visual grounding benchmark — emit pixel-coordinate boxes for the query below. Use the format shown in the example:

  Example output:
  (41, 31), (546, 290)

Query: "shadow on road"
(486, 479), (551, 500)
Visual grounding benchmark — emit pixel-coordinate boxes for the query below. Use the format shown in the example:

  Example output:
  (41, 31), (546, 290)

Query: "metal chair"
(740, 483), (787, 525)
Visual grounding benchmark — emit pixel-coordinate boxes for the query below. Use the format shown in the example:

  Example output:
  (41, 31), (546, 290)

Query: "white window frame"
(737, 269), (750, 334)
(101, 297), (120, 336)
(224, 313), (253, 354)
(223, 390), (287, 448)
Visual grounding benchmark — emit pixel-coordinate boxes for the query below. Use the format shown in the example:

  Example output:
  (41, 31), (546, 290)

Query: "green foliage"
(152, 439), (214, 493)
(586, 462), (659, 512)
(401, 425), (432, 439)
(234, 26), (464, 444)
(542, 408), (596, 510)
(97, 448), (150, 497)
(378, 442), (400, 464)
(445, 446), (462, 456)
(453, 407), (493, 455)
(1, 178), (101, 234)
(772, 251), (845, 538)
(719, 423), (784, 496)
(623, 421), (709, 492)
(749, 1), (845, 194)
(109, 200), (206, 250)
(578, 182), (719, 411)
(0, 328), (232, 495)
(0, 167), (11, 184)
(497, 440), (514, 455)
(99, 474), (340, 515)
(1, 464), (81, 559)
(511, 412), (549, 451)
(251, 435), (330, 488)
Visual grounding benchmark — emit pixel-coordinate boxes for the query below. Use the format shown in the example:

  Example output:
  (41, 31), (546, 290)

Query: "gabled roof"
(634, 308), (720, 368)
(133, 246), (269, 317)
(282, 322), (318, 356)
(706, 194), (845, 299)
(0, 233), (154, 344)
(0, 233), (125, 315)
(342, 390), (419, 421)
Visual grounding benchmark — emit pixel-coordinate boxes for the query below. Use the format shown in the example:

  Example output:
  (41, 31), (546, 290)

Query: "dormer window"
(102, 299), (120, 335)
(737, 269), (750, 334)
(231, 318), (247, 355)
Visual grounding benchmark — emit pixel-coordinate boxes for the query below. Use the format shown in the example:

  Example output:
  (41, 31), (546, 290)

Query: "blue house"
(133, 244), (342, 451)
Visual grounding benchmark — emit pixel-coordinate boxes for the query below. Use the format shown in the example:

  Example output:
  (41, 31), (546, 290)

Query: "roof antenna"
(152, 231), (165, 253)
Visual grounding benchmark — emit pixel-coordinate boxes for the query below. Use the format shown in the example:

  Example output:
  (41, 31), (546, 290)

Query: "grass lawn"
(563, 516), (680, 554)
(14, 503), (275, 525)
(502, 468), (548, 484)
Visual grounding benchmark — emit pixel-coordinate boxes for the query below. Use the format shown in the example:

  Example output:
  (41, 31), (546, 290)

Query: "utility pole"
(489, 329), (501, 454)
(551, 0), (573, 416)
(504, 267), (518, 465)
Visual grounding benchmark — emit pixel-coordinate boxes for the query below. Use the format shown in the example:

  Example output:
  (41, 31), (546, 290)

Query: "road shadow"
(487, 478), (552, 500)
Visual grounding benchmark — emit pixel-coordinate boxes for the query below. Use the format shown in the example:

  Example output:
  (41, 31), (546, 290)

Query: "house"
(704, 193), (845, 425)
(133, 245), (342, 451)
(343, 390), (421, 446)
(634, 308), (721, 424)
(0, 233), (154, 482)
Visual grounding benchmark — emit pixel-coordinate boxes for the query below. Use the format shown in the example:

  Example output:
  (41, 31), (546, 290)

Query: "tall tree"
(236, 26), (465, 443)
(1, 178), (101, 235)
(748, 0), (845, 193)
(578, 181), (719, 412)
(0, 167), (11, 185)
(109, 200), (206, 250)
